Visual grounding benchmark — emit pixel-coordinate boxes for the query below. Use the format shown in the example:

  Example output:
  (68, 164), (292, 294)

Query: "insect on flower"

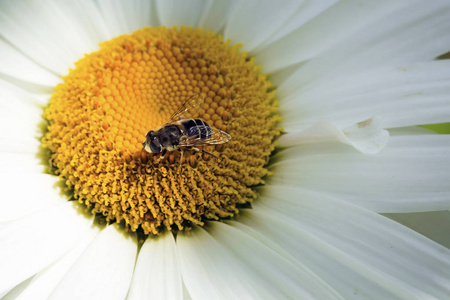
(143, 94), (231, 165)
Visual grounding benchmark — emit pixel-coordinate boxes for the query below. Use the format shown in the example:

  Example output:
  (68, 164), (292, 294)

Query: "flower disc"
(43, 26), (281, 235)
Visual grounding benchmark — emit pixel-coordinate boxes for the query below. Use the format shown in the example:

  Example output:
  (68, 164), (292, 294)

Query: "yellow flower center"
(42, 26), (281, 235)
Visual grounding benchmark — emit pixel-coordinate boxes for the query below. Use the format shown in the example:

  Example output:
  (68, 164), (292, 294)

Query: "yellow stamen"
(42, 26), (281, 235)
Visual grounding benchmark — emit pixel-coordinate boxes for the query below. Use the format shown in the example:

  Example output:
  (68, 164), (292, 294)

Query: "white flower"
(1, 0), (450, 299)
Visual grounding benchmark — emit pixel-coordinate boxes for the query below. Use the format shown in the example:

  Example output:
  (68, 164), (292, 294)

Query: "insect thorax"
(156, 125), (183, 150)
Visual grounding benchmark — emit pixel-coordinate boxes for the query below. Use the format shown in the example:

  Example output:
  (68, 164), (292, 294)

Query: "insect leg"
(151, 149), (167, 167)
(192, 147), (218, 159)
(178, 149), (184, 175)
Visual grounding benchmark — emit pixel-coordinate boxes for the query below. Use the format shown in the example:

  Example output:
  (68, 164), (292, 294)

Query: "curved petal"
(280, 60), (450, 131)
(177, 226), (255, 299)
(0, 153), (44, 174)
(95, 0), (157, 37)
(0, 79), (44, 120)
(277, 1), (450, 98)
(0, 202), (94, 297)
(270, 135), (450, 213)
(1, 276), (34, 300)
(229, 215), (418, 299)
(128, 231), (182, 300)
(48, 224), (137, 300)
(0, 173), (63, 222)
(0, 137), (39, 156)
(384, 210), (450, 249)
(15, 229), (99, 300)
(182, 281), (193, 300)
(0, 81), (45, 154)
(253, 0), (338, 52)
(199, 0), (239, 33)
(223, 0), (304, 52)
(155, 0), (213, 28)
(0, 80), (48, 174)
(0, 79), (50, 174)
(258, 0), (414, 73)
(177, 223), (340, 299)
(243, 186), (450, 299)
(0, 1), (109, 75)
(0, 38), (60, 91)
(277, 117), (389, 154)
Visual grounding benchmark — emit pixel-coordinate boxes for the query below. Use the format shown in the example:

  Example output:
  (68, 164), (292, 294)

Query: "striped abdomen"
(180, 119), (213, 140)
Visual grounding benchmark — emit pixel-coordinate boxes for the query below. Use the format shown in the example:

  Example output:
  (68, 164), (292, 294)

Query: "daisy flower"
(1, 0), (450, 299)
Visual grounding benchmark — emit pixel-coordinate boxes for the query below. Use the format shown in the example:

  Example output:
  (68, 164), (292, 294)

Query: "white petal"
(230, 213), (418, 299)
(177, 223), (339, 299)
(0, 173), (63, 222)
(54, 1), (112, 42)
(0, 79), (47, 154)
(0, 1), (108, 75)
(258, 0), (413, 73)
(270, 135), (450, 213)
(128, 231), (182, 300)
(277, 117), (389, 154)
(0, 202), (94, 296)
(177, 226), (253, 299)
(0, 79), (44, 117)
(254, 0), (338, 52)
(182, 280), (193, 300)
(0, 39), (60, 91)
(280, 60), (450, 131)
(199, 0), (239, 33)
(0, 137), (39, 156)
(248, 186), (450, 298)
(155, 0), (213, 28)
(0, 80), (50, 176)
(0, 79), (44, 169)
(277, 2), (450, 98)
(49, 224), (137, 300)
(384, 210), (450, 249)
(223, 0), (304, 52)
(16, 229), (99, 300)
(96, 0), (157, 37)
(0, 153), (44, 174)
(1, 276), (34, 300)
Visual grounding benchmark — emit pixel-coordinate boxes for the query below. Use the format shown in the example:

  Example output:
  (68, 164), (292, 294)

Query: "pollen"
(42, 26), (281, 235)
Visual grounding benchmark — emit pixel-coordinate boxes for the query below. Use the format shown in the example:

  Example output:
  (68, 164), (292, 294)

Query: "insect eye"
(150, 140), (162, 153)
(146, 130), (155, 139)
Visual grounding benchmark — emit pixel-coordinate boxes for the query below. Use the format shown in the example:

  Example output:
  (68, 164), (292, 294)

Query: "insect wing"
(178, 126), (231, 147)
(167, 94), (205, 124)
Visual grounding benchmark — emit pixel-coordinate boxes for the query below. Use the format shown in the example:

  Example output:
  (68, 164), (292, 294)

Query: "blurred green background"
(421, 123), (450, 134)
(428, 53), (450, 134)
(387, 119), (450, 248)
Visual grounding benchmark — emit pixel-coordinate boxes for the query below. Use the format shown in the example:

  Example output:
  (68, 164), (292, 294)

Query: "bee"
(143, 94), (231, 165)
